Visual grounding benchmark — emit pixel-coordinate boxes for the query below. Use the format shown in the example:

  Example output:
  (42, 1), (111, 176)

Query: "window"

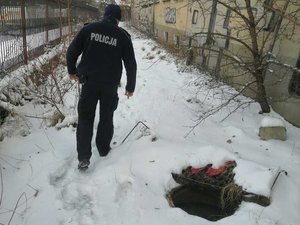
(174, 35), (180, 48)
(164, 32), (168, 42)
(154, 29), (158, 38)
(192, 10), (198, 24)
(165, 7), (176, 24)
(223, 9), (231, 29)
(264, 11), (280, 32)
(289, 53), (300, 96)
(264, 0), (274, 7)
(263, 0), (279, 32)
(225, 29), (231, 49)
(188, 37), (192, 48)
(289, 73), (300, 96)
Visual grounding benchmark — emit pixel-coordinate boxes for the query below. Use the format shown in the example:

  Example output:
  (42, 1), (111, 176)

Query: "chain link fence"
(0, 0), (100, 78)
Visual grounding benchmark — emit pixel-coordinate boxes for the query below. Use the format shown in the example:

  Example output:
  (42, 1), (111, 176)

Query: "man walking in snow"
(66, 4), (137, 170)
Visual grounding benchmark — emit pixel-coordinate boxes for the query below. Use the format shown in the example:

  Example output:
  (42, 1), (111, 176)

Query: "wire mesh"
(0, 0), (100, 78)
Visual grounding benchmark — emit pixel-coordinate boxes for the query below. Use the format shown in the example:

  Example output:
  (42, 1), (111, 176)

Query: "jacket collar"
(102, 16), (118, 25)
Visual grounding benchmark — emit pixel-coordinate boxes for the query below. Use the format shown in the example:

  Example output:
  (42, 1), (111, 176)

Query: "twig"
(220, 100), (253, 122)
(8, 192), (27, 225)
(185, 80), (256, 138)
(141, 58), (161, 70)
(24, 115), (47, 119)
(42, 128), (56, 153)
(49, 72), (64, 104)
(0, 192), (37, 216)
(27, 184), (39, 197)
(34, 144), (48, 153)
(0, 157), (20, 170)
(0, 153), (29, 162)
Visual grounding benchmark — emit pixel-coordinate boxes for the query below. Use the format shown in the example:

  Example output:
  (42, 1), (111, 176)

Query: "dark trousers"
(76, 81), (119, 161)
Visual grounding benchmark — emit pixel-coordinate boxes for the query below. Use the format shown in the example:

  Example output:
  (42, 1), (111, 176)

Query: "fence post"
(59, 0), (63, 38)
(67, 0), (72, 36)
(45, 0), (49, 43)
(20, 0), (28, 64)
(0, 4), (3, 33)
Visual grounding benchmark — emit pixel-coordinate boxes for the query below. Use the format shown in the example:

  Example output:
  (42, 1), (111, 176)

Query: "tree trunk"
(256, 73), (271, 113)
(244, 0), (270, 113)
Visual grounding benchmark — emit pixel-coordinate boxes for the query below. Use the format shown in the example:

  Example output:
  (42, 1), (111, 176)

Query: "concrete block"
(259, 126), (287, 141)
(259, 117), (287, 141)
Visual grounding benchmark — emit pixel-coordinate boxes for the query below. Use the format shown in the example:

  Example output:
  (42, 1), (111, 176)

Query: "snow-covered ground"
(0, 24), (300, 225)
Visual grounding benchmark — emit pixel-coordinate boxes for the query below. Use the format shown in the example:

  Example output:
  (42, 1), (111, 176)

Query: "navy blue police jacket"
(66, 17), (137, 92)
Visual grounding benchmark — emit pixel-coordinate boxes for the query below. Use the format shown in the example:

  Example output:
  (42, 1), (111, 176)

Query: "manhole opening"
(166, 161), (269, 221)
(166, 183), (241, 221)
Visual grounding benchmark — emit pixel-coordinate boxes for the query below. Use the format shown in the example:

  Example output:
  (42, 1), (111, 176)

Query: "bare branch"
(8, 192), (27, 225)
(185, 79), (257, 137)
(192, 32), (254, 53)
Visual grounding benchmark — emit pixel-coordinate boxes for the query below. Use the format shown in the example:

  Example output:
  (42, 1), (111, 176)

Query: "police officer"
(66, 4), (137, 169)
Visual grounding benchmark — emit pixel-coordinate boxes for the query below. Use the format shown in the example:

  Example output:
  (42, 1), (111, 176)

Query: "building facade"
(130, 0), (300, 127)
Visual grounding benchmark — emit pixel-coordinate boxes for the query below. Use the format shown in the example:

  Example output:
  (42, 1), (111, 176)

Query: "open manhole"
(166, 161), (270, 221)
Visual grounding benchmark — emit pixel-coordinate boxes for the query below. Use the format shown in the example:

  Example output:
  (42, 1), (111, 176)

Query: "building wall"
(264, 1), (300, 127)
(131, 0), (156, 35)
(153, 0), (189, 48)
(187, 0), (300, 126)
(140, 5), (155, 35)
(130, 0), (300, 127)
(130, 0), (140, 29)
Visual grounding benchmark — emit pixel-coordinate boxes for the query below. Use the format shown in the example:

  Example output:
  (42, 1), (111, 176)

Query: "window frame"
(264, 11), (280, 32)
(289, 53), (300, 97)
(223, 9), (231, 29)
(173, 34), (180, 48)
(164, 31), (169, 42)
(192, 10), (199, 25)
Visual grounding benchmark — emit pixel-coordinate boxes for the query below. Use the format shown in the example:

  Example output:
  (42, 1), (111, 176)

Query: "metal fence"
(0, 0), (100, 78)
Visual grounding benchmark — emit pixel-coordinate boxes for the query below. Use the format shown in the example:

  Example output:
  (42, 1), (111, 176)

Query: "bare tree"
(190, 0), (300, 113)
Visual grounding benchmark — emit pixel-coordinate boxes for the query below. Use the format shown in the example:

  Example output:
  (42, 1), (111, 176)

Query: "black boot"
(78, 159), (90, 170)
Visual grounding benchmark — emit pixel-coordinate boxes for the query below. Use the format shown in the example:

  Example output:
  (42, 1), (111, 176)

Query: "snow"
(0, 44), (61, 92)
(1, 24), (300, 225)
(234, 159), (278, 196)
(260, 116), (285, 128)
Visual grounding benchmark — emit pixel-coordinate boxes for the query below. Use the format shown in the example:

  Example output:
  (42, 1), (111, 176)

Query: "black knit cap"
(104, 4), (121, 21)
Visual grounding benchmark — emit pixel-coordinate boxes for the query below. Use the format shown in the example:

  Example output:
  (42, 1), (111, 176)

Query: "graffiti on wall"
(165, 7), (176, 24)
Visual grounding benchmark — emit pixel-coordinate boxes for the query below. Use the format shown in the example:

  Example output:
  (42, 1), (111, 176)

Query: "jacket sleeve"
(122, 33), (137, 93)
(66, 28), (86, 75)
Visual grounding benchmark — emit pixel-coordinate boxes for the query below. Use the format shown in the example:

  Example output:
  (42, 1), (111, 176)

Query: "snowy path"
(0, 26), (300, 225)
